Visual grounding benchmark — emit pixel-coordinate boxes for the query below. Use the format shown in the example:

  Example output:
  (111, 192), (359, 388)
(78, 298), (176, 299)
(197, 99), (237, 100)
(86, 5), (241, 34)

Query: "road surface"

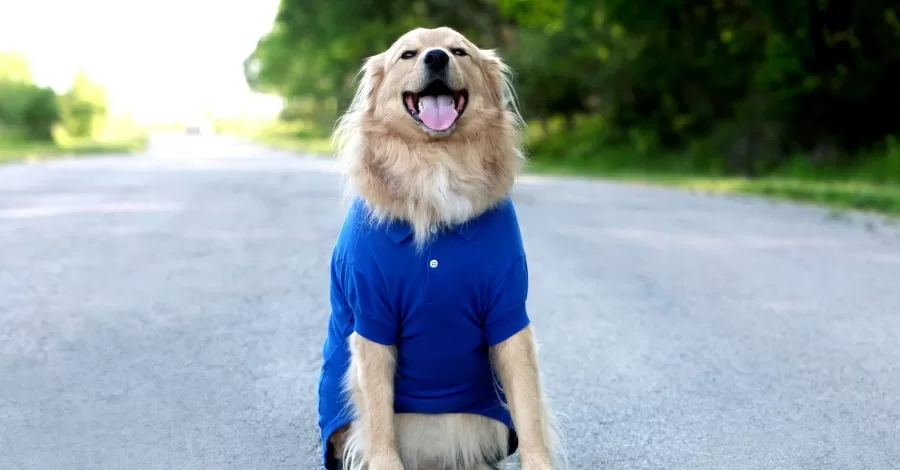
(2, 135), (899, 469)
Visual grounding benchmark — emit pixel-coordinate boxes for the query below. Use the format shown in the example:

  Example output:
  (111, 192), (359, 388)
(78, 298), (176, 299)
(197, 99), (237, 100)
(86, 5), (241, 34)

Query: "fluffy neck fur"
(334, 104), (524, 250)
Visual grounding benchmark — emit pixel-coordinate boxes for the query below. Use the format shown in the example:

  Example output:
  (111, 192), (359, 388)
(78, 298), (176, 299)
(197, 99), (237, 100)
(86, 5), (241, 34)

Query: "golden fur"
(332, 26), (525, 250)
(329, 26), (565, 470)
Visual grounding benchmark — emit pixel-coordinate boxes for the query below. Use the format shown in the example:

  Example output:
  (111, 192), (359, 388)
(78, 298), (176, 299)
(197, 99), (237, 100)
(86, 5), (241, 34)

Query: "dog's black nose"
(423, 49), (449, 73)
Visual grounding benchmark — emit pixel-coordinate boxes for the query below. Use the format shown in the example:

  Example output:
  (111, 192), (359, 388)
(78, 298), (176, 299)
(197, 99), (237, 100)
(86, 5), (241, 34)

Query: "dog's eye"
(400, 50), (417, 59)
(451, 48), (468, 57)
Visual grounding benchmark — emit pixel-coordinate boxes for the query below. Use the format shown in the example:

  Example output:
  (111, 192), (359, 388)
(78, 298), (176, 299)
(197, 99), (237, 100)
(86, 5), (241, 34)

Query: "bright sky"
(0, 0), (284, 124)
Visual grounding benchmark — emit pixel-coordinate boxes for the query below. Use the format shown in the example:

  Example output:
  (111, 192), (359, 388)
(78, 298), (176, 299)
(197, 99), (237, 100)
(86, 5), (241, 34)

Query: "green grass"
(250, 114), (900, 217)
(246, 118), (336, 156)
(259, 133), (900, 217)
(256, 134), (334, 155)
(525, 152), (900, 217)
(0, 137), (147, 163)
(731, 179), (900, 214)
(257, 130), (900, 217)
(520, 114), (900, 217)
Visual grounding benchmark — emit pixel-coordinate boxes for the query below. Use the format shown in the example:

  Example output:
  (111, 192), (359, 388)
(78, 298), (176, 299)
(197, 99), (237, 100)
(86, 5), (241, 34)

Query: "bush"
(0, 53), (61, 141)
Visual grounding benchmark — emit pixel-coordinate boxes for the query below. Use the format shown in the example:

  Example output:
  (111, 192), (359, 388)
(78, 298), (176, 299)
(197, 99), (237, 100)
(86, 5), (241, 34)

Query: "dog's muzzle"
(424, 48), (450, 75)
(402, 48), (467, 134)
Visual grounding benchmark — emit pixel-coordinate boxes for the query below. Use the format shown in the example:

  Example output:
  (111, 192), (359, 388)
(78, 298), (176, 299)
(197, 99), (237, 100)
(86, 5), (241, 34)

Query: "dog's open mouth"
(403, 80), (468, 132)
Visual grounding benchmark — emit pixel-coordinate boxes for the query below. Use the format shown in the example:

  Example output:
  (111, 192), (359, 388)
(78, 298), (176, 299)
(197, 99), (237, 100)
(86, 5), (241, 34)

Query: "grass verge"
(251, 131), (900, 217)
(254, 134), (900, 216)
(246, 114), (900, 218)
(256, 134), (334, 155)
(526, 155), (900, 217)
(0, 137), (147, 163)
(245, 118), (335, 155)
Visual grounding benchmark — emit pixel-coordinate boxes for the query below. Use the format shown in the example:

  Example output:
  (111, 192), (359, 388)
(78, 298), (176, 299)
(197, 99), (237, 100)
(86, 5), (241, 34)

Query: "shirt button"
(429, 225), (437, 234)
(429, 259), (438, 268)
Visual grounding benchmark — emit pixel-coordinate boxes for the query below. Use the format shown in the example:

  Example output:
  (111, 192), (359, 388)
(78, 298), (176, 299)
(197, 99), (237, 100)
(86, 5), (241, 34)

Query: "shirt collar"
(353, 197), (508, 245)
(385, 218), (477, 244)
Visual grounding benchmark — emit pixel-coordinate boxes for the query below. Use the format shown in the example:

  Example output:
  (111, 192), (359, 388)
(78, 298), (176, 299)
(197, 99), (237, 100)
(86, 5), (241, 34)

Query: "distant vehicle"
(184, 118), (213, 135)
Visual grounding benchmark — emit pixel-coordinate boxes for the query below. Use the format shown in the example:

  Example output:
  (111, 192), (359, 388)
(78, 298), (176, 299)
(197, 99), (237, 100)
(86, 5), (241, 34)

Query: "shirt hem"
(353, 320), (397, 346)
(485, 304), (531, 347)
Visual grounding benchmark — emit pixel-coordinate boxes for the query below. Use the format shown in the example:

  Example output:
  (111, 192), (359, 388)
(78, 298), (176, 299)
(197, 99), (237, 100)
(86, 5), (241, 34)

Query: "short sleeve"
(483, 255), (531, 347)
(342, 262), (399, 346)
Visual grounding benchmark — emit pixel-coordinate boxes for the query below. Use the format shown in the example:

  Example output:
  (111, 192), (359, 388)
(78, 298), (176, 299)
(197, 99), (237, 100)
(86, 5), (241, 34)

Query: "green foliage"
(0, 53), (60, 141)
(57, 71), (109, 139)
(0, 53), (145, 162)
(246, 0), (900, 182)
(0, 136), (148, 163)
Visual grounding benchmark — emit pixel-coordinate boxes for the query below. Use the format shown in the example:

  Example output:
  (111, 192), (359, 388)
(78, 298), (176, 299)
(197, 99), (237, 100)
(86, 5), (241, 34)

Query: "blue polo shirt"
(317, 196), (530, 469)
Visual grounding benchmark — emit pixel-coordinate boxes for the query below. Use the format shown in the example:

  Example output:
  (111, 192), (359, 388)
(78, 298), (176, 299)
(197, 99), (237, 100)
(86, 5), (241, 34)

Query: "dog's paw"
(367, 454), (405, 470)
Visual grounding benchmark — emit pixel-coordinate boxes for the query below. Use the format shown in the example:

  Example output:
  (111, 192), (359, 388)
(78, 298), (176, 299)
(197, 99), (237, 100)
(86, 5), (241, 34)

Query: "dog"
(317, 26), (564, 470)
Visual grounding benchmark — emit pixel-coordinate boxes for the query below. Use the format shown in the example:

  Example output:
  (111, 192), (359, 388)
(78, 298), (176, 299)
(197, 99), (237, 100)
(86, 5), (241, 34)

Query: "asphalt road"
(2, 135), (899, 470)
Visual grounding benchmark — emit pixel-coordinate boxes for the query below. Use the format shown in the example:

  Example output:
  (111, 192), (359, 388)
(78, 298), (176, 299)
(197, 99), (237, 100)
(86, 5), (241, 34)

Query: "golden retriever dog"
(317, 26), (564, 470)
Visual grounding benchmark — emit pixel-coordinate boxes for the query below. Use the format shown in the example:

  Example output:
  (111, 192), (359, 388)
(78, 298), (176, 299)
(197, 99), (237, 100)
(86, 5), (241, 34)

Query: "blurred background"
(3, 3), (900, 468)
(3, 0), (900, 213)
(0, 0), (282, 157)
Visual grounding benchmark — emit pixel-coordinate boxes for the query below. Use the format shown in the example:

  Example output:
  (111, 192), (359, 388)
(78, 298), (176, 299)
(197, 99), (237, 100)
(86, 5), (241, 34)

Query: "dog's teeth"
(418, 99), (425, 110)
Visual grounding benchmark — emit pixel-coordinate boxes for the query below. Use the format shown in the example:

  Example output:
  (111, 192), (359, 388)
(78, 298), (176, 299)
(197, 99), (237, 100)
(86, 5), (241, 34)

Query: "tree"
(0, 52), (60, 140)
(246, 0), (900, 174)
(57, 70), (109, 139)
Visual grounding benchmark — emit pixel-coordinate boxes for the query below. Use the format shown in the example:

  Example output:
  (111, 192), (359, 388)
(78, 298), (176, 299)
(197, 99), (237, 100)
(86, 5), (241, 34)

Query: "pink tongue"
(418, 95), (458, 131)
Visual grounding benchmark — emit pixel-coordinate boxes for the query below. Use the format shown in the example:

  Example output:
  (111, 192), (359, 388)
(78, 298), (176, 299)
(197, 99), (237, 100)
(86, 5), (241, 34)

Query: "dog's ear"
(355, 52), (386, 113)
(333, 52), (386, 152)
(479, 49), (518, 115)
(478, 48), (515, 110)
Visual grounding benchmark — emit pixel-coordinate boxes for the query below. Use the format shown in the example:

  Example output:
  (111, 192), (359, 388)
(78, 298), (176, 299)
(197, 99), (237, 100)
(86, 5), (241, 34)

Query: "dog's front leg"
(491, 326), (560, 470)
(348, 332), (404, 470)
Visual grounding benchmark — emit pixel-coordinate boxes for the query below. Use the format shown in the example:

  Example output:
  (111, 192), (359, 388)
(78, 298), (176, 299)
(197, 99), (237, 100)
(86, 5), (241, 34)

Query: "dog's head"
(334, 27), (524, 249)
(345, 26), (518, 139)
